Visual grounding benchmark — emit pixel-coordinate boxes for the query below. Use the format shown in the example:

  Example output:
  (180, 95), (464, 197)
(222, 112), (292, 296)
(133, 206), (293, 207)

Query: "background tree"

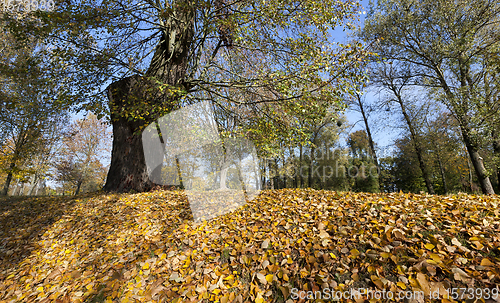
(349, 91), (379, 167)
(368, 61), (435, 194)
(55, 114), (111, 195)
(361, 0), (500, 194)
(347, 130), (379, 192)
(0, 13), (74, 196)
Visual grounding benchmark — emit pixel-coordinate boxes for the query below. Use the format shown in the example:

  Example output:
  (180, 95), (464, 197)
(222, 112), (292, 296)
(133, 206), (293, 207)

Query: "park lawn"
(0, 189), (499, 303)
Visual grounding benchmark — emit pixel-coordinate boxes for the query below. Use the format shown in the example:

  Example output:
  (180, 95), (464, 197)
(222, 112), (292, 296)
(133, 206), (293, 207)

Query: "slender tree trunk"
(299, 145), (303, 188)
(18, 182), (25, 196)
(282, 154), (287, 188)
(356, 94), (379, 167)
(12, 180), (20, 196)
(268, 160), (274, 189)
(75, 180), (82, 195)
(396, 96), (435, 194)
(466, 151), (474, 193)
(219, 163), (228, 190)
(355, 93), (380, 192)
(492, 130), (500, 194)
(289, 148), (297, 188)
(274, 158), (280, 189)
(308, 146), (315, 188)
(436, 154), (448, 194)
(29, 174), (39, 196)
(262, 162), (267, 189)
(175, 157), (184, 189)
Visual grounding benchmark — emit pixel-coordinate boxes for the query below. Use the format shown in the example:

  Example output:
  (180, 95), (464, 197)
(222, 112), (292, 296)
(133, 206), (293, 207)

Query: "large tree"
(361, 0), (500, 194)
(4, 0), (369, 192)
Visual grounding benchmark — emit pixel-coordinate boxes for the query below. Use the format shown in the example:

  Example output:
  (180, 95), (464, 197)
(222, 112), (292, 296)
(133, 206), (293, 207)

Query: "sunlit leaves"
(0, 190), (499, 302)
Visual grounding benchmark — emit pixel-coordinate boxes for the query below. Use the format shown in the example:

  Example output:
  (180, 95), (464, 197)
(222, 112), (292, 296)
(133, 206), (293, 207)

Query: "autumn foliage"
(0, 189), (499, 302)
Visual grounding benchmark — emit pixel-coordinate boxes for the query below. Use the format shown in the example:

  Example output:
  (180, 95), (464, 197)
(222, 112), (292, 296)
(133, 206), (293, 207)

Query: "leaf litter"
(0, 189), (499, 302)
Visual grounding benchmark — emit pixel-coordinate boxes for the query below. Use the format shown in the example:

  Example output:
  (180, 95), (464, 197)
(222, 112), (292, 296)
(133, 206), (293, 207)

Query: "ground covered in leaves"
(0, 189), (499, 303)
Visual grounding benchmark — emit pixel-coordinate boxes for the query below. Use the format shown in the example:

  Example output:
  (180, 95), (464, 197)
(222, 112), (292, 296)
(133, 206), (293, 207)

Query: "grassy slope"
(0, 189), (499, 303)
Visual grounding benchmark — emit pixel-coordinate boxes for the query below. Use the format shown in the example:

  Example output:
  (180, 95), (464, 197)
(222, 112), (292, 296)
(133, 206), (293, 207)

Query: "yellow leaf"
(424, 243), (435, 250)
(480, 258), (494, 267)
(397, 281), (406, 290)
(142, 263), (150, 270)
(351, 249), (360, 257)
(255, 293), (265, 303)
(265, 274), (273, 283)
(430, 253), (441, 262)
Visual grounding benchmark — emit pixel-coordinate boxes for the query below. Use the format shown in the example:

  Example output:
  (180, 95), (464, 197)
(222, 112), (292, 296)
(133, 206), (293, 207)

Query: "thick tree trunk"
(104, 76), (155, 192)
(103, 1), (194, 192)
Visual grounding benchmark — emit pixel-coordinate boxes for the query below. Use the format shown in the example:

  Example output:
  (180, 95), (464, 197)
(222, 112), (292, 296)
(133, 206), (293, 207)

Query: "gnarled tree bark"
(104, 1), (195, 192)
